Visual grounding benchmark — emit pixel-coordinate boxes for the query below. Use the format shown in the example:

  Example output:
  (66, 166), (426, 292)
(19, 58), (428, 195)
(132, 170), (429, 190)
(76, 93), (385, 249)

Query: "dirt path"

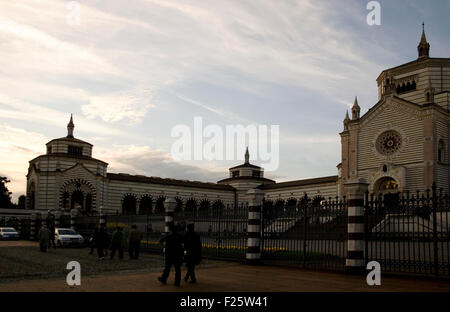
(1, 262), (449, 292)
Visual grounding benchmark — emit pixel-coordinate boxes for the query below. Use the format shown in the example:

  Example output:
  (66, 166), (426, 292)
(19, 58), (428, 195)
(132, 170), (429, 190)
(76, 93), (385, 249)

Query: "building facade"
(26, 29), (449, 215)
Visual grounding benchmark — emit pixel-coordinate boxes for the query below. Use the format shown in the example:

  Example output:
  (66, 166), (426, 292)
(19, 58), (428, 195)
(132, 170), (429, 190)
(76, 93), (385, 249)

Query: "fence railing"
(261, 195), (348, 271)
(365, 184), (450, 278)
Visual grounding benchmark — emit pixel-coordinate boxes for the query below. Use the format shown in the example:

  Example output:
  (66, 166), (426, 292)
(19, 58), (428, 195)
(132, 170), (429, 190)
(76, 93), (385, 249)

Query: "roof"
(229, 163), (261, 170)
(29, 153), (108, 165)
(377, 57), (450, 82)
(217, 176), (275, 184)
(46, 137), (93, 146)
(107, 173), (236, 191)
(258, 175), (338, 190)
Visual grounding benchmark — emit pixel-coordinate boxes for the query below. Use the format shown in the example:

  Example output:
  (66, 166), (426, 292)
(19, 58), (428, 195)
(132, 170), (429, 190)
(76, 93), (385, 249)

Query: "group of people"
(158, 222), (202, 286)
(89, 224), (142, 260)
(39, 216), (203, 286)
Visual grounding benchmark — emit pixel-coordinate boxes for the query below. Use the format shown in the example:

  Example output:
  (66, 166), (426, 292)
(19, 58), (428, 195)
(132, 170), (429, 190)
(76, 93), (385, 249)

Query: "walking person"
(96, 225), (108, 260)
(158, 223), (184, 286)
(183, 223), (202, 284)
(89, 227), (99, 255)
(128, 225), (142, 260)
(110, 226), (126, 260)
(46, 212), (56, 249)
(38, 224), (51, 252)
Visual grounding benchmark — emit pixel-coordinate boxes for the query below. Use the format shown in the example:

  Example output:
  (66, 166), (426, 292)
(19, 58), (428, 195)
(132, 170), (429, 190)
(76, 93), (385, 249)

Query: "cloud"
(95, 144), (225, 182)
(82, 88), (155, 124)
(0, 124), (51, 202)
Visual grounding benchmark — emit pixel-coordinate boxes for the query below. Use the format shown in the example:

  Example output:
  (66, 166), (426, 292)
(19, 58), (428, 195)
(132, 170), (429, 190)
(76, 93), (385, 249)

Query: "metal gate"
(261, 195), (348, 271)
(365, 184), (450, 278)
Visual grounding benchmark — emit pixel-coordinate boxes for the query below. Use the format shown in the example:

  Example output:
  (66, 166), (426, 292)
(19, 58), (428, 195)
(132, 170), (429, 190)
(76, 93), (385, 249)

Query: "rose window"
(376, 131), (402, 156)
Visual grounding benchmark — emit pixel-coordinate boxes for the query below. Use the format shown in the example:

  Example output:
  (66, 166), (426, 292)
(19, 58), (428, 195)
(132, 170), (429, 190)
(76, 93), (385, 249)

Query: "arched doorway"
(374, 177), (400, 212)
(375, 177), (398, 193)
(71, 190), (84, 209)
(60, 179), (96, 213)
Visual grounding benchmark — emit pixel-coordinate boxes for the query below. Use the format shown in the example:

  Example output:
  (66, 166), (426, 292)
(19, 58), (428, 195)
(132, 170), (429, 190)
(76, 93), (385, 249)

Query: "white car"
(0, 227), (20, 240)
(55, 228), (84, 247)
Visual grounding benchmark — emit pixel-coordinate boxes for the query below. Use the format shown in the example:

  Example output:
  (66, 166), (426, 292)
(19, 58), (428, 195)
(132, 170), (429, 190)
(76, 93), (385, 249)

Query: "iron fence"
(261, 195), (348, 271)
(175, 204), (249, 261)
(365, 184), (450, 278)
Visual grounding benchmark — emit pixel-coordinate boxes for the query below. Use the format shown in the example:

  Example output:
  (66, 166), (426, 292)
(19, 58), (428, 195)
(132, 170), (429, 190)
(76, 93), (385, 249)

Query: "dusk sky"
(1, 0), (450, 202)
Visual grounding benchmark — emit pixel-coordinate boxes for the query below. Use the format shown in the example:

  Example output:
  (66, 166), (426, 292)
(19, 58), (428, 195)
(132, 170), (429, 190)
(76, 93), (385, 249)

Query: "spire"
(417, 22), (430, 59)
(245, 146), (249, 164)
(343, 110), (350, 130)
(352, 96), (360, 120)
(67, 114), (74, 138)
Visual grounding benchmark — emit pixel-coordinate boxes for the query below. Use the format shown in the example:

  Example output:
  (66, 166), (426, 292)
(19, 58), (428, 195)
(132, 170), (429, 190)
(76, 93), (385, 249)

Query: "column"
(345, 178), (369, 274)
(30, 213), (37, 241)
(164, 198), (177, 233)
(245, 189), (264, 264)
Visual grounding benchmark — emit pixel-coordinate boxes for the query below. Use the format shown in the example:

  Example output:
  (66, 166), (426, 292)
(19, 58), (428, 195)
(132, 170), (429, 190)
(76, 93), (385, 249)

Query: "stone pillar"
(70, 208), (79, 230)
(30, 213), (37, 241)
(345, 178), (369, 274)
(245, 189), (264, 264)
(164, 198), (176, 233)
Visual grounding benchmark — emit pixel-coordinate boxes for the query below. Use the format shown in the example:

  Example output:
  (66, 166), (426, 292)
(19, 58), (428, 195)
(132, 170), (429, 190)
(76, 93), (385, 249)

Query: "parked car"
(0, 227), (20, 240)
(55, 228), (84, 247)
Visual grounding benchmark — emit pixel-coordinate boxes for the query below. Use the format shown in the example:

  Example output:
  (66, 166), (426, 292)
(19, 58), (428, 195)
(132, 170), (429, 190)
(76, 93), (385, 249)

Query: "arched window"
(85, 194), (92, 213)
(185, 198), (197, 215)
(263, 199), (274, 220)
(438, 140), (446, 163)
(212, 200), (224, 217)
(155, 196), (166, 213)
(139, 196), (152, 215)
(122, 195), (136, 215)
(199, 199), (210, 216)
(175, 197), (183, 213)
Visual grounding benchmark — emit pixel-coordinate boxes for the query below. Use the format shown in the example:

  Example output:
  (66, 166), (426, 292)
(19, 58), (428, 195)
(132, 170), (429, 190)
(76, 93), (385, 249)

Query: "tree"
(18, 195), (26, 209)
(0, 177), (13, 208)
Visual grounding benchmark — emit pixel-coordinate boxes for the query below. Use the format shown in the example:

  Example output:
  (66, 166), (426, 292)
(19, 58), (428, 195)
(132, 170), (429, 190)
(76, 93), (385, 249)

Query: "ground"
(0, 241), (449, 292)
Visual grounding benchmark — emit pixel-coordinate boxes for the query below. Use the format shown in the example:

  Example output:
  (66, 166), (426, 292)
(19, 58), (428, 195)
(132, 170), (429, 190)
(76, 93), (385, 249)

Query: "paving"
(1, 240), (449, 292)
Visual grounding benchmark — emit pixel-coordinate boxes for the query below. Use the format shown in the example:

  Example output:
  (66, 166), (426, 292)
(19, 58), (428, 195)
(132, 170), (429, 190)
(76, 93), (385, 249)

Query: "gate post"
(164, 198), (177, 233)
(344, 178), (369, 274)
(30, 213), (37, 241)
(246, 189), (264, 264)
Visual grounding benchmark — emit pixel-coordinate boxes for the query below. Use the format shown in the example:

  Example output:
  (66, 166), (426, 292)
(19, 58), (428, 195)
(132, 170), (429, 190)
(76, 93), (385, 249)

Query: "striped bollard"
(30, 213), (37, 240)
(345, 178), (369, 274)
(164, 198), (177, 233)
(246, 189), (265, 264)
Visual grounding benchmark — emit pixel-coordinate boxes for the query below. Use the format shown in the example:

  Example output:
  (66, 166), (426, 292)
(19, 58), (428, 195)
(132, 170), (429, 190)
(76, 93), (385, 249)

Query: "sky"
(1, 0), (450, 202)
